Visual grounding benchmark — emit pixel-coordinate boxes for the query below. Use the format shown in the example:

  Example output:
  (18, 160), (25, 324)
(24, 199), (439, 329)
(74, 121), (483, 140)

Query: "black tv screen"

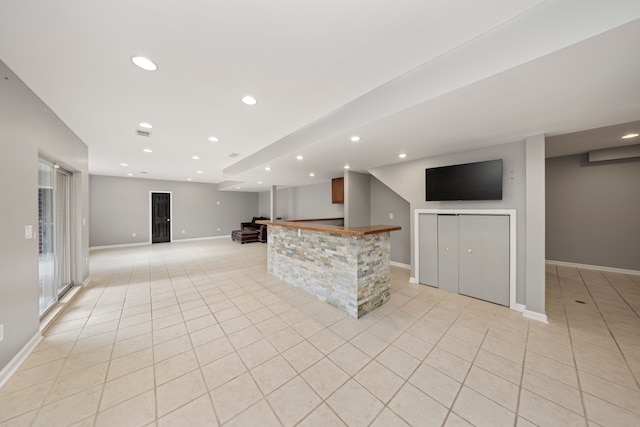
(426, 159), (503, 201)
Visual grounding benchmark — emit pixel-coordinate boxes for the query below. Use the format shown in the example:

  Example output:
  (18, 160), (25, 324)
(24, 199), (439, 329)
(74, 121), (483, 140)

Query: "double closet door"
(420, 214), (509, 306)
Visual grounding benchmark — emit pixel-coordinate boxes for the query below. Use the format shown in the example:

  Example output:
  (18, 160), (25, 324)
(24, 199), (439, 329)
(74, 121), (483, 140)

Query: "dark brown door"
(152, 192), (171, 243)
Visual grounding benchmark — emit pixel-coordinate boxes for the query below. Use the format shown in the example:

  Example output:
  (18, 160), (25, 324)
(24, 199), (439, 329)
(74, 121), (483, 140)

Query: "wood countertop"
(256, 219), (400, 236)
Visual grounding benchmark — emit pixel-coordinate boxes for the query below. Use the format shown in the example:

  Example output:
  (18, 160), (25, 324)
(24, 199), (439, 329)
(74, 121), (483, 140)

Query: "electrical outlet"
(24, 225), (33, 239)
(0, 324), (4, 342)
(132, 232), (136, 237)
(389, 213), (394, 220)
(182, 229), (185, 234)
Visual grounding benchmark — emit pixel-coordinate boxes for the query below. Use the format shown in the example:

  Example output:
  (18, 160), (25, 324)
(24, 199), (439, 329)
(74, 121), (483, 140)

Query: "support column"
(270, 185), (277, 220)
(524, 135), (548, 322)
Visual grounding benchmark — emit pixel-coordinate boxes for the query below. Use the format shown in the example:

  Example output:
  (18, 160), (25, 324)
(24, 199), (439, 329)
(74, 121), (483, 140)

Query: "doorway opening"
(38, 160), (74, 316)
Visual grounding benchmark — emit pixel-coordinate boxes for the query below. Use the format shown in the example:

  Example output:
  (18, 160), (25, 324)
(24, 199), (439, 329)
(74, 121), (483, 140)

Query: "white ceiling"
(1, 1), (639, 192)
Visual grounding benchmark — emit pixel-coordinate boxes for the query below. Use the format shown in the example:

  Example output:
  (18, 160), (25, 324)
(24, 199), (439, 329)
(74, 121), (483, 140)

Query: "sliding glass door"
(38, 160), (74, 316)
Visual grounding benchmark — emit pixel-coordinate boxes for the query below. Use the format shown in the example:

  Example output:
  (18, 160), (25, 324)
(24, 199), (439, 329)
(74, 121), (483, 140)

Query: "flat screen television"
(426, 159), (503, 201)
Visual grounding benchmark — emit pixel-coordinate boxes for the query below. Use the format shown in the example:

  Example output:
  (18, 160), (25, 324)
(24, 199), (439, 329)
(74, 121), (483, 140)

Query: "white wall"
(370, 177), (411, 265)
(258, 181), (344, 220)
(0, 60), (90, 371)
(90, 175), (258, 247)
(369, 141), (531, 308)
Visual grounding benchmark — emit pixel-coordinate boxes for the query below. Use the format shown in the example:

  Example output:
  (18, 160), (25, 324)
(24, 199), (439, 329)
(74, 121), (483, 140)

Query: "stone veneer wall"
(266, 225), (391, 318)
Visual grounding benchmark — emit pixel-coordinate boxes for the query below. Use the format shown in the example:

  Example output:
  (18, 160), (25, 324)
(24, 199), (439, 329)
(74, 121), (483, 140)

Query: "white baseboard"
(82, 276), (92, 287)
(173, 235), (229, 242)
(408, 277), (418, 284)
(515, 303), (526, 313)
(523, 309), (549, 324)
(391, 261), (411, 270)
(90, 242), (150, 251)
(546, 260), (640, 276)
(0, 332), (42, 391)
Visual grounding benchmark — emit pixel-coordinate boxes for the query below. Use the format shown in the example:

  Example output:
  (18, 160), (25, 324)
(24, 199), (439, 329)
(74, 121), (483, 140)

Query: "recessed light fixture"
(208, 136), (219, 142)
(236, 186), (241, 189)
(265, 166), (271, 171)
(344, 164), (350, 169)
(138, 122), (153, 129)
(350, 136), (360, 142)
(196, 170), (203, 174)
(242, 95), (257, 105)
(309, 173), (315, 177)
(143, 148), (152, 153)
(622, 133), (639, 139)
(120, 163), (128, 166)
(131, 56), (157, 71)
(257, 181), (263, 184)
(296, 155), (304, 160)
(187, 178), (192, 181)
(127, 173), (133, 176)
(398, 153), (407, 159)
(192, 155), (200, 160)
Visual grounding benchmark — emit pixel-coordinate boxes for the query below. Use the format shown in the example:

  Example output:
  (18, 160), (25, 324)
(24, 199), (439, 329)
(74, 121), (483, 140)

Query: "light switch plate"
(0, 324), (4, 342)
(25, 225), (33, 239)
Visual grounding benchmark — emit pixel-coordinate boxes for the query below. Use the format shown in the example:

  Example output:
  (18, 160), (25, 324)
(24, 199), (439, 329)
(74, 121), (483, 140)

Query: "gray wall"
(0, 60), (90, 371)
(546, 154), (640, 271)
(345, 171), (371, 227)
(369, 141), (530, 307)
(90, 175), (258, 247)
(370, 177), (411, 265)
(258, 181), (345, 220)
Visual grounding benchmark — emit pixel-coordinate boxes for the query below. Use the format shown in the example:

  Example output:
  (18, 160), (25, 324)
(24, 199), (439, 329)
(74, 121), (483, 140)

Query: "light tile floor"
(1, 239), (639, 426)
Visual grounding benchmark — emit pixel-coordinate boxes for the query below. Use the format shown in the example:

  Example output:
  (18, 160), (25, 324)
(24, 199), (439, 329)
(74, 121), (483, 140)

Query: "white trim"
(173, 236), (228, 242)
(546, 260), (640, 276)
(414, 209), (517, 310)
(515, 303), (526, 312)
(0, 332), (42, 390)
(90, 242), (150, 251)
(408, 277), (418, 284)
(149, 191), (173, 244)
(82, 276), (92, 287)
(523, 310), (549, 323)
(390, 261), (411, 270)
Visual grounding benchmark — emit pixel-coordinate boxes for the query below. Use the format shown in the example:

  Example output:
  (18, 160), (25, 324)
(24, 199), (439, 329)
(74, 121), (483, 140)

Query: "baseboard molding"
(0, 331), (42, 391)
(408, 277), (418, 284)
(89, 242), (150, 251)
(515, 303), (526, 313)
(523, 309), (549, 324)
(82, 276), (92, 287)
(390, 261), (411, 270)
(173, 235), (229, 242)
(546, 260), (640, 276)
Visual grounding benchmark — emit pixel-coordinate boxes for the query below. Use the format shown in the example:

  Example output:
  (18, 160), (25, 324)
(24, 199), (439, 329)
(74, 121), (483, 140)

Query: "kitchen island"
(256, 219), (401, 318)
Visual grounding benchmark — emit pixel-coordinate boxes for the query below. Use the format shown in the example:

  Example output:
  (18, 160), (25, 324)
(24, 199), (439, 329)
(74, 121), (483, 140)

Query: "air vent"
(140, 171), (148, 174)
(136, 129), (151, 137)
(228, 152), (240, 158)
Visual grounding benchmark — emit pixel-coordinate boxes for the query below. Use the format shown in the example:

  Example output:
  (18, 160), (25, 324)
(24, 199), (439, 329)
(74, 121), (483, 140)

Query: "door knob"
(167, 218), (171, 222)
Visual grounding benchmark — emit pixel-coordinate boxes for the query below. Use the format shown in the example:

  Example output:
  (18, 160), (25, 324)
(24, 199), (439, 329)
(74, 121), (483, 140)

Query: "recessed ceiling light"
(196, 170), (203, 174)
(192, 155), (200, 160)
(242, 95), (257, 105)
(344, 164), (350, 169)
(622, 133), (639, 139)
(187, 178), (192, 181)
(138, 122), (153, 129)
(127, 173), (133, 176)
(131, 56), (157, 71)
(143, 148), (152, 153)
(399, 153), (407, 159)
(257, 181), (263, 184)
(296, 155), (303, 160)
(350, 136), (360, 142)
(309, 173), (315, 177)
(120, 163), (128, 166)
(265, 166), (271, 171)
(236, 186), (241, 189)
(208, 136), (219, 142)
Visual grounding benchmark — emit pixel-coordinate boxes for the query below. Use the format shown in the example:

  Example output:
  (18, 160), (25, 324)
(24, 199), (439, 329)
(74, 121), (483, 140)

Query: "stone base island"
(256, 219), (401, 318)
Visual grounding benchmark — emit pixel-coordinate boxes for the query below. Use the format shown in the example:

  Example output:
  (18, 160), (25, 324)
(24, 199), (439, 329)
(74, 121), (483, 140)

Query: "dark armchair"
(241, 216), (269, 243)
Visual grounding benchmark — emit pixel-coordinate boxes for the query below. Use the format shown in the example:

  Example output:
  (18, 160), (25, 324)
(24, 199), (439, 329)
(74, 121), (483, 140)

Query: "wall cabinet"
(331, 177), (344, 204)
(419, 214), (509, 306)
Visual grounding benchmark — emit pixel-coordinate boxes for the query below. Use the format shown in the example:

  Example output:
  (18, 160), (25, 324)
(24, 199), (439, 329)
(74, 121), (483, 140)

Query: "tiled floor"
(1, 239), (639, 426)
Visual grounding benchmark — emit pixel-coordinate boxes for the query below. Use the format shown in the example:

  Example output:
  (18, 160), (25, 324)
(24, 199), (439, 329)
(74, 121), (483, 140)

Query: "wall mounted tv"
(426, 159), (503, 201)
